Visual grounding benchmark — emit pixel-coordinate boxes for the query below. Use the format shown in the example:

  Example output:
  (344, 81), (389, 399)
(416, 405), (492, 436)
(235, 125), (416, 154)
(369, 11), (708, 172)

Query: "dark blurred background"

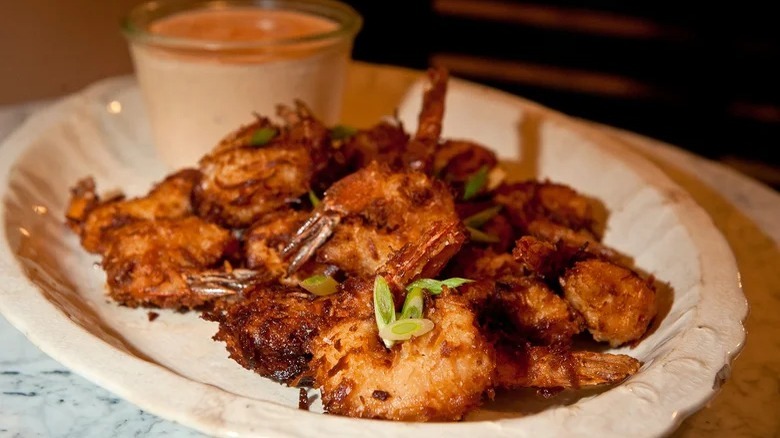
(343, 0), (780, 188)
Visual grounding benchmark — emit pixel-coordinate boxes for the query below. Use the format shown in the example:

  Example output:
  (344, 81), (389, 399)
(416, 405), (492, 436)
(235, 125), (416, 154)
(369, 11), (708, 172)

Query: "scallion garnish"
(308, 190), (321, 207)
(463, 205), (502, 228)
(405, 277), (473, 295)
(299, 274), (338, 296)
(330, 124), (358, 141)
(399, 287), (424, 319)
(463, 165), (489, 200)
(379, 318), (435, 342)
(250, 127), (278, 147)
(467, 226), (500, 243)
(373, 276), (396, 348)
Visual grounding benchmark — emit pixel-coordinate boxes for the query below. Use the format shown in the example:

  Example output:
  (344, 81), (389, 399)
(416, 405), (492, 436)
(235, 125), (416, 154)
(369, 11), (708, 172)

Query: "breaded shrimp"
(526, 219), (624, 263)
(561, 259), (657, 347)
(243, 209), (331, 285)
(202, 285), (333, 385)
(194, 104), (334, 228)
(101, 217), (238, 309)
(494, 342), (640, 388)
(310, 287), (494, 421)
(283, 161), (460, 276)
(339, 120), (409, 171)
(66, 169), (200, 254)
(201, 223), (468, 390)
(493, 181), (599, 237)
(433, 139), (498, 182)
(491, 278), (584, 345)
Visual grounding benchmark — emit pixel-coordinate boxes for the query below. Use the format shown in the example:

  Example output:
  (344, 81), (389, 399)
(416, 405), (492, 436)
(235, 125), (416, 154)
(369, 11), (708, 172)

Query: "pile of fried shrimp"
(65, 68), (657, 421)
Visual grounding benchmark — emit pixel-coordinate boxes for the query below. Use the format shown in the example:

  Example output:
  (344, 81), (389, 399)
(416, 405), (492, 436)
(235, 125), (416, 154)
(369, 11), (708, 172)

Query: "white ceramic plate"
(0, 76), (747, 437)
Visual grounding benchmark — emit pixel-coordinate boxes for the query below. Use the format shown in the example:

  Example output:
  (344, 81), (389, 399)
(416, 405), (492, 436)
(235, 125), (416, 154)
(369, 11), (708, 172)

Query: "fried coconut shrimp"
(66, 169), (200, 254)
(203, 285), (333, 385)
(311, 286), (494, 421)
(283, 161), (459, 276)
(339, 120), (410, 171)
(494, 342), (640, 389)
(194, 103), (333, 228)
(101, 217), (238, 308)
(449, 249), (582, 345)
(493, 181), (599, 236)
(561, 259), (657, 347)
(242, 208), (331, 285)
(203, 222), (468, 391)
(64, 65), (663, 422)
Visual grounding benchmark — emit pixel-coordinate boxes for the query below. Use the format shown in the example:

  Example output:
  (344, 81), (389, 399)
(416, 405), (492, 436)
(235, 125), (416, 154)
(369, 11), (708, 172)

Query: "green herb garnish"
(299, 275), (338, 296)
(308, 190), (321, 207)
(379, 318), (435, 342)
(373, 276), (396, 348)
(405, 277), (473, 295)
(250, 127), (278, 147)
(463, 165), (489, 200)
(399, 287), (424, 319)
(463, 205), (502, 228)
(467, 226), (500, 243)
(330, 124), (358, 141)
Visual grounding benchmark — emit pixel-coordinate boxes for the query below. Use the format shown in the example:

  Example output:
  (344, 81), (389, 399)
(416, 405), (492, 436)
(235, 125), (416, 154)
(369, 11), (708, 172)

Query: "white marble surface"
(1, 72), (778, 437)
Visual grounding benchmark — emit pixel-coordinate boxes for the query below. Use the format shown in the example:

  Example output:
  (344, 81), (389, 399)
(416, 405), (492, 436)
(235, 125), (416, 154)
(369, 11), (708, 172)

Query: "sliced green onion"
(405, 277), (473, 295)
(463, 165), (489, 200)
(373, 276), (396, 348)
(250, 127), (278, 147)
(308, 190), (321, 207)
(299, 275), (338, 296)
(379, 318), (435, 342)
(463, 205), (502, 229)
(467, 226), (500, 243)
(330, 124), (358, 141)
(399, 287), (424, 319)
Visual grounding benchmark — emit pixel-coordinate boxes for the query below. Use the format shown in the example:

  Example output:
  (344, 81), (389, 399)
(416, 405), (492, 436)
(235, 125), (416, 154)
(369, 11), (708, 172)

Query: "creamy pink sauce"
(130, 7), (350, 169)
(149, 8), (338, 43)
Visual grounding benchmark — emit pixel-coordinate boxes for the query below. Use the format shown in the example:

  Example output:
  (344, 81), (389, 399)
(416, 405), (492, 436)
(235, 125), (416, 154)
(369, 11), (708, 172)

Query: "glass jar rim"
(122, 0), (362, 51)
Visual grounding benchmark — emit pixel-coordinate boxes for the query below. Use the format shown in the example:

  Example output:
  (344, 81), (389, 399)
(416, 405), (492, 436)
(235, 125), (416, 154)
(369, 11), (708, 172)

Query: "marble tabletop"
(1, 63), (778, 437)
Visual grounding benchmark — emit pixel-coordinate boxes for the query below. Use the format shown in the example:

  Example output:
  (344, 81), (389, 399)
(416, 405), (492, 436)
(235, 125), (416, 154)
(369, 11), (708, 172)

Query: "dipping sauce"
(149, 9), (338, 44)
(124, 1), (360, 169)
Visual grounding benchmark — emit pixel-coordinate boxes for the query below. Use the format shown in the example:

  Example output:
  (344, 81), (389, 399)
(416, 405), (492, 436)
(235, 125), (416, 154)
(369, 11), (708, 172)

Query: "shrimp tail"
(185, 269), (262, 296)
(405, 67), (448, 173)
(282, 211), (341, 275)
(380, 219), (467, 291)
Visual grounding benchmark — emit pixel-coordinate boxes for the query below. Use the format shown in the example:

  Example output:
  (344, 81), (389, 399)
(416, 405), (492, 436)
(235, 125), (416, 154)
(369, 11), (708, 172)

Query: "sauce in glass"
(126, 3), (357, 169)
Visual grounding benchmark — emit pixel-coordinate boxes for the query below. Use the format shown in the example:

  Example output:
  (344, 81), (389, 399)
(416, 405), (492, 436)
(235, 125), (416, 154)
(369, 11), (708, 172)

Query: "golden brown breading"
(492, 278), (584, 345)
(203, 285), (333, 385)
(193, 118), (315, 228)
(310, 288), (494, 421)
(285, 161), (461, 277)
(493, 181), (598, 236)
(101, 217), (237, 309)
(244, 209), (320, 284)
(560, 259), (657, 347)
(377, 219), (467, 297)
(448, 249), (582, 345)
(433, 139), (498, 182)
(66, 169), (200, 254)
(339, 121), (409, 170)
(494, 342), (640, 388)
(526, 219), (624, 262)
